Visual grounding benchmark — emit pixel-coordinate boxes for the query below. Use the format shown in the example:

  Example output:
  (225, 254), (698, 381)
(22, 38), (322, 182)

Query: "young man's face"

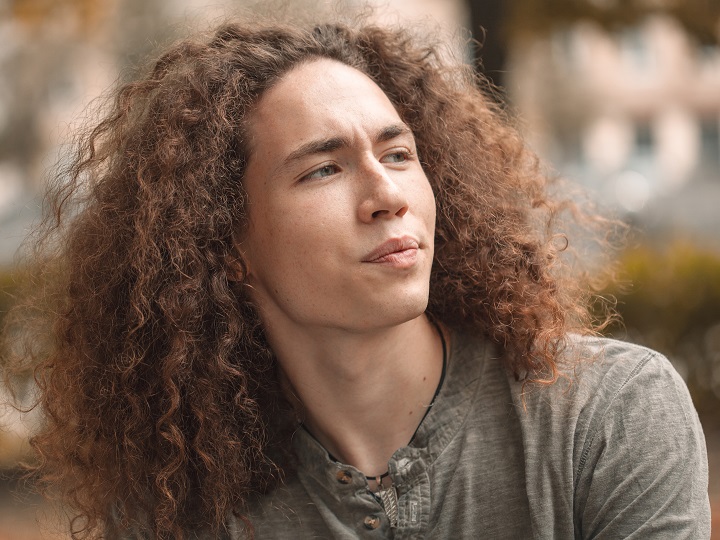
(240, 58), (436, 333)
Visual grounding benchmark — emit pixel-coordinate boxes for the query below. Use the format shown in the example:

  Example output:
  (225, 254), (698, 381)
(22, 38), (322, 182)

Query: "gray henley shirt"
(238, 332), (710, 539)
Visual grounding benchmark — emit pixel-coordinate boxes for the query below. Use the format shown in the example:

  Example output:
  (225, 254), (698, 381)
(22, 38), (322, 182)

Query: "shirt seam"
(574, 349), (655, 483)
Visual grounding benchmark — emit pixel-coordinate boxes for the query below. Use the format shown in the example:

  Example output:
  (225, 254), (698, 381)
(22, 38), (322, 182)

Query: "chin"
(356, 288), (430, 331)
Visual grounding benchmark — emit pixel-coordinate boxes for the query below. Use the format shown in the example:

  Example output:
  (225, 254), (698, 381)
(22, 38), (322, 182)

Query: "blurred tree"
(10, 0), (106, 34)
(600, 243), (720, 418)
(466, 0), (720, 91)
(467, 0), (508, 94)
(507, 0), (720, 45)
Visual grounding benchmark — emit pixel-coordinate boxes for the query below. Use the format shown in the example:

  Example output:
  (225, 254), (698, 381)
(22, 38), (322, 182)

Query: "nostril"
(371, 209), (386, 219)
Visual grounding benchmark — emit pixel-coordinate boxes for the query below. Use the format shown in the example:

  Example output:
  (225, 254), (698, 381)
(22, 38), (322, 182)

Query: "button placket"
(336, 469), (353, 485)
(363, 514), (381, 530)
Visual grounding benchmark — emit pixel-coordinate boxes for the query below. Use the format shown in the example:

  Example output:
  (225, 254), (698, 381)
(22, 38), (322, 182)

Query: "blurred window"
(555, 124), (584, 165)
(552, 28), (580, 72)
(635, 120), (654, 156)
(700, 117), (720, 168)
(698, 45), (720, 70)
(619, 27), (655, 74)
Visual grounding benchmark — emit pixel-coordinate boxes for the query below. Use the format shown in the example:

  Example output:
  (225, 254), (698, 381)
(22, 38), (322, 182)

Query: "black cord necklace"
(365, 319), (447, 484)
(365, 320), (448, 529)
(301, 318), (449, 484)
(298, 320), (447, 529)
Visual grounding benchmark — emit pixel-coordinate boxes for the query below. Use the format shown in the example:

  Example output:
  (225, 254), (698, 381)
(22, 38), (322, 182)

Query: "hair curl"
(2, 16), (618, 539)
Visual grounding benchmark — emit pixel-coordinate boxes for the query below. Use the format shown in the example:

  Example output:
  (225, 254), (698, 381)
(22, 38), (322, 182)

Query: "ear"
(226, 234), (250, 282)
(225, 253), (248, 282)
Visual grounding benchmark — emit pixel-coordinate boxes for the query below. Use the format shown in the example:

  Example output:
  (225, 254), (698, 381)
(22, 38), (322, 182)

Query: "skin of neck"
(263, 311), (444, 478)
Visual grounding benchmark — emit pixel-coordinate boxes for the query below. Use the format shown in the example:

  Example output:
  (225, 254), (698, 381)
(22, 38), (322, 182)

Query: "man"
(3, 18), (710, 539)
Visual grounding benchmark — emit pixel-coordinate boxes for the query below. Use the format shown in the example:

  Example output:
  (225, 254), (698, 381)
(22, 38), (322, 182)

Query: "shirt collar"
(290, 330), (493, 492)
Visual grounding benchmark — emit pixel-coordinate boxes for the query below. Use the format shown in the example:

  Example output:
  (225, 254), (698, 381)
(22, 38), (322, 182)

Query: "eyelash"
(299, 149), (414, 182)
(302, 163), (340, 181)
(381, 150), (412, 163)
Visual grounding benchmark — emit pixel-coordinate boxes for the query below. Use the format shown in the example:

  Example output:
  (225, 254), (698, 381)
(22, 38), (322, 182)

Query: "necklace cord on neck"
(366, 319), (447, 481)
(301, 317), (449, 482)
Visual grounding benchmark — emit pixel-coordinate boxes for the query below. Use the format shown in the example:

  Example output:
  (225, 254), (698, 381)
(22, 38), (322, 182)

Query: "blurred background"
(0, 0), (718, 537)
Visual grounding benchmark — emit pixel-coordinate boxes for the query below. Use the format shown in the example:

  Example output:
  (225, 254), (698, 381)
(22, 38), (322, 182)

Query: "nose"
(357, 159), (409, 223)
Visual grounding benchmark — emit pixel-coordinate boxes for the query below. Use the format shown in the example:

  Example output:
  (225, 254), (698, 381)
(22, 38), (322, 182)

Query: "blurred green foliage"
(601, 242), (720, 420)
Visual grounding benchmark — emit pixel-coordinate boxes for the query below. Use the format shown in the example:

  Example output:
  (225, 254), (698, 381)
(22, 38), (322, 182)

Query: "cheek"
(415, 175), (437, 225)
(251, 192), (350, 265)
(275, 199), (332, 241)
(277, 184), (355, 231)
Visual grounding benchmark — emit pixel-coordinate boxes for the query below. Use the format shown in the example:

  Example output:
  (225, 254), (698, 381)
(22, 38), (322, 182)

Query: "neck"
(267, 314), (445, 477)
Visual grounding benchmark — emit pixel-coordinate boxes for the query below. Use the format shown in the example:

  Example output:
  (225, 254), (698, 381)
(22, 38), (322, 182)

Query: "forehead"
(246, 58), (404, 163)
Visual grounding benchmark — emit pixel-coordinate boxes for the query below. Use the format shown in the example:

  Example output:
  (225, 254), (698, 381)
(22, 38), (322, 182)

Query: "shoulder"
(234, 479), (312, 538)
(230, 474), (327, 539)
(556, 335), (706, 476)
(515, 334), (693, 425)
(510, 335), (710, 538)
(514, 334), (708, 485)
(502, 334), (688, 480)
(562, 334), (677, 391)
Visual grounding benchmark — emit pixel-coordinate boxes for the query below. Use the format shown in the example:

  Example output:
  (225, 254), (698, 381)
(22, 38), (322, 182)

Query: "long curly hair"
(2, 17), (618, 539)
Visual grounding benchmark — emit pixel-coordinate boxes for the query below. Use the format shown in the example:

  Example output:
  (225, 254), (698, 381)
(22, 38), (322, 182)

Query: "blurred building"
(2, 2), (720, 266)
(509, 14), (720, 246)
(0, 0), (119, 266)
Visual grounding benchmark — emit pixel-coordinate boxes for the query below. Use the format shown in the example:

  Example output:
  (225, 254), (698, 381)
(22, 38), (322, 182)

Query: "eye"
(302, 163), (340, 181)
(381, 150), (411, 164)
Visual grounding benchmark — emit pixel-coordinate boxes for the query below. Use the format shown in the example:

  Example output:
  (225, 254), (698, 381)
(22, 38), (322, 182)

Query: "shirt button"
(363, 515), (381, 530)
(336, 469), (353, 484)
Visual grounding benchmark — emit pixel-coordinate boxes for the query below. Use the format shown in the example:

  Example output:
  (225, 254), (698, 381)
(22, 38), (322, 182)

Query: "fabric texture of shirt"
(238, 332), (711, 539)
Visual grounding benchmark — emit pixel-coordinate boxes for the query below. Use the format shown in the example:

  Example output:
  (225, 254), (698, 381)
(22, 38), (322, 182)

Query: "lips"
(362, 236), (420, 265)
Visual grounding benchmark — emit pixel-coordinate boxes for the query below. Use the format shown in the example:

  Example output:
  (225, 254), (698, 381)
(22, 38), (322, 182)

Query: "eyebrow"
(281, 123), (413, 169)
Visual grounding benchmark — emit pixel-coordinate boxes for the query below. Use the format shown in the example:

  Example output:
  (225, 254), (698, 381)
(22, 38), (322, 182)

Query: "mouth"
(362, 236), (420, 267)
